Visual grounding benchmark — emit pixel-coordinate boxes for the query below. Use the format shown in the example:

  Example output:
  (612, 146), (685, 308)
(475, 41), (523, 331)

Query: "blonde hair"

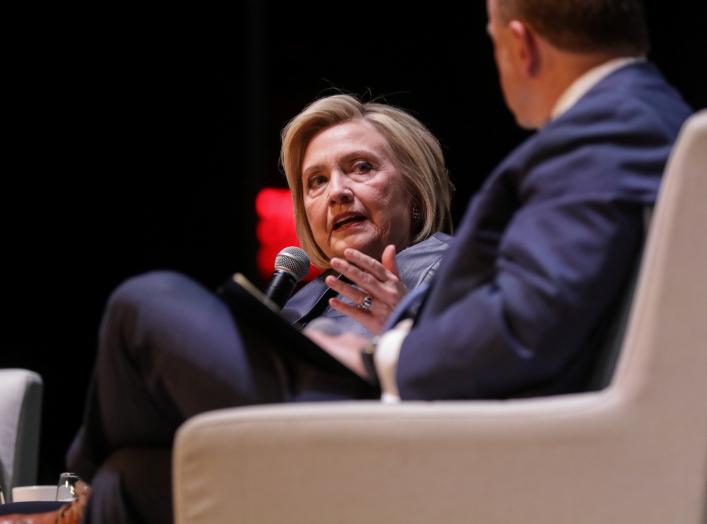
(281, 94), (452, 269)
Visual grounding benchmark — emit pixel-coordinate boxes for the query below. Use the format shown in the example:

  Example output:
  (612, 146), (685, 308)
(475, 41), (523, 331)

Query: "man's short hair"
(496, 0), (650, 55)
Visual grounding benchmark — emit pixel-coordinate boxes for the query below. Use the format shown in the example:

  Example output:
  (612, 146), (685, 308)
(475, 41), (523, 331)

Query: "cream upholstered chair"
(0, 369), (43, 503)
(173, 110), (707, 524)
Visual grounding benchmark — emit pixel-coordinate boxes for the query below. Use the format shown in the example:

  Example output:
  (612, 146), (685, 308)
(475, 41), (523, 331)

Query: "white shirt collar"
(550, 56), (645, 121)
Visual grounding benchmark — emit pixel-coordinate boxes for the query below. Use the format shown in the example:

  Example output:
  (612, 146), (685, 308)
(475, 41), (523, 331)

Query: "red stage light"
(255, 188), (320, 283)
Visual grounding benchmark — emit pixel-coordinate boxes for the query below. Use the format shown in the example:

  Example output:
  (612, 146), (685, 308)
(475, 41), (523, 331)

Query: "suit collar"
(550, 57), (645, 122)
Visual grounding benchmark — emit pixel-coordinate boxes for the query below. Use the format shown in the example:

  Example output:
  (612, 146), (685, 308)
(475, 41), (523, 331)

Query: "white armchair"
(0, 369), (43, 504)
(173, 110), (707, 524)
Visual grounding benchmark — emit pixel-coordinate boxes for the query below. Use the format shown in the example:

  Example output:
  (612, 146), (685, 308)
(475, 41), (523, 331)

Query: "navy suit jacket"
(397, 62), (692, 400)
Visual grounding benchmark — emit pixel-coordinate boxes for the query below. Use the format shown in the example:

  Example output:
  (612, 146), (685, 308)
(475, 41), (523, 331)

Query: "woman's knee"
(99, 271), (205, 352)
(108, 271), (196, 311)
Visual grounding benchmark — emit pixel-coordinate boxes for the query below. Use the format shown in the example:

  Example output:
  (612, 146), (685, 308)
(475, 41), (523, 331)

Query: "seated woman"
(281, 94), (452, 338)
(0, 94), (452, 524)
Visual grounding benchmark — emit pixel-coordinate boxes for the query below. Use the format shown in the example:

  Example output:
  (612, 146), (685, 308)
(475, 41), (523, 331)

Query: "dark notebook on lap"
(217, 273), (371, 386)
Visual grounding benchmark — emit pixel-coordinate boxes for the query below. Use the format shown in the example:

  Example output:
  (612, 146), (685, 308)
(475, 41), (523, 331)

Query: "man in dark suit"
(314, 0), (692, 401)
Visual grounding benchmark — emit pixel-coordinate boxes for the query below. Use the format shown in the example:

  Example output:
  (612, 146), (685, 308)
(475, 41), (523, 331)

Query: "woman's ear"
(508, 20), (540, 77)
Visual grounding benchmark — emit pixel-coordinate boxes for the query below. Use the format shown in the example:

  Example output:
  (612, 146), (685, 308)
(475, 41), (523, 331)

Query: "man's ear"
(508, 20), (540, 76)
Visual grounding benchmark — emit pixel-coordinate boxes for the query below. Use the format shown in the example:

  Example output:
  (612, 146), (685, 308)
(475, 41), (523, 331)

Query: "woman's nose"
(328, 173), (353, 204)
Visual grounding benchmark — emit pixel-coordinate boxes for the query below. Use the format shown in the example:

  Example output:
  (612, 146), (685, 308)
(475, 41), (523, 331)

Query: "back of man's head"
(496, 0), (650, 56)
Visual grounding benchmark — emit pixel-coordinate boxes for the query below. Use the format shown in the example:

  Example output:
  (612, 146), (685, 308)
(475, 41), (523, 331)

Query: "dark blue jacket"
(397, 62), (692, 400)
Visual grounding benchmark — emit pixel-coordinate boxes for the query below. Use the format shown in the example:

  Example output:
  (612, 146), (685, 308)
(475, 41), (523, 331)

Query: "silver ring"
(359, 295), (373, 312)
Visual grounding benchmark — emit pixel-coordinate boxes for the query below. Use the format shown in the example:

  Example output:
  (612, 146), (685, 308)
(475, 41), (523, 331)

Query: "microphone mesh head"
(274, 246), (310, 282)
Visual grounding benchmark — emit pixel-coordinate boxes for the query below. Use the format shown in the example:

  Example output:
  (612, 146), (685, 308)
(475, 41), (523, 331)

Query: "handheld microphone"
(265, 246), (310, 309)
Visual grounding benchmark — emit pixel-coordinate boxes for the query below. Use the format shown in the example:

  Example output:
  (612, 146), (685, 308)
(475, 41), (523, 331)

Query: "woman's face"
(301, 120), (413, 262)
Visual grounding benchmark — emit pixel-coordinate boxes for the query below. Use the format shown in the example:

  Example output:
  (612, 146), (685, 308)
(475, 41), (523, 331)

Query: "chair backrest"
(0, 369), (43, 503)
(616, 109), (707, 396)
(610, 110), (707, 514)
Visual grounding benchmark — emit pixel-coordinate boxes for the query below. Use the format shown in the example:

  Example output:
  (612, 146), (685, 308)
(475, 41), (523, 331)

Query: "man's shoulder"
(550, 63), (691, 168)
(551, 62), (692, 141)
(492, 62), (692, 203)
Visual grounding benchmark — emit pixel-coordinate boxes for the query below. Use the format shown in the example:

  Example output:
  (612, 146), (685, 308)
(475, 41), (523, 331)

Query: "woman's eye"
(307, 175), (327, 189)
(353, 161), (373, 173)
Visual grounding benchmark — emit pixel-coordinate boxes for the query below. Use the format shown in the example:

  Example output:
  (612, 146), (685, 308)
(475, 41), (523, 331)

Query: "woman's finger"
(381, 245), (400, 278)
(342, 248), (389, 282)
(325, 274), (370, 304)
(330, 257), (386, 297)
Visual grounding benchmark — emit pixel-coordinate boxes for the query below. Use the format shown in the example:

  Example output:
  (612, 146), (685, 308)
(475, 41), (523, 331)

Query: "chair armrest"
(174, 392), (695, 524)
(0, 369), (43, 501)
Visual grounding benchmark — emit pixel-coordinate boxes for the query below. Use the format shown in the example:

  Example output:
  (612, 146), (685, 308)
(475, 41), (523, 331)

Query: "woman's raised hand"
(325, 244), (407, 335)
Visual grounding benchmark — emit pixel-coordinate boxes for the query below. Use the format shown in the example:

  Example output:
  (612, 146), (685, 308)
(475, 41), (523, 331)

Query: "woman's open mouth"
(332, 213), (367, 231)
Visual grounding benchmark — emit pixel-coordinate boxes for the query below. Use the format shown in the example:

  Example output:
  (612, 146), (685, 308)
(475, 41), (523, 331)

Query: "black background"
(4, 2), (706, 482)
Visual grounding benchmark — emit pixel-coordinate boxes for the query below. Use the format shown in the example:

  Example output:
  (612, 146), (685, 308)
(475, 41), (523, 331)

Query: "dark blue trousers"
(66, 272), (375, 524)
